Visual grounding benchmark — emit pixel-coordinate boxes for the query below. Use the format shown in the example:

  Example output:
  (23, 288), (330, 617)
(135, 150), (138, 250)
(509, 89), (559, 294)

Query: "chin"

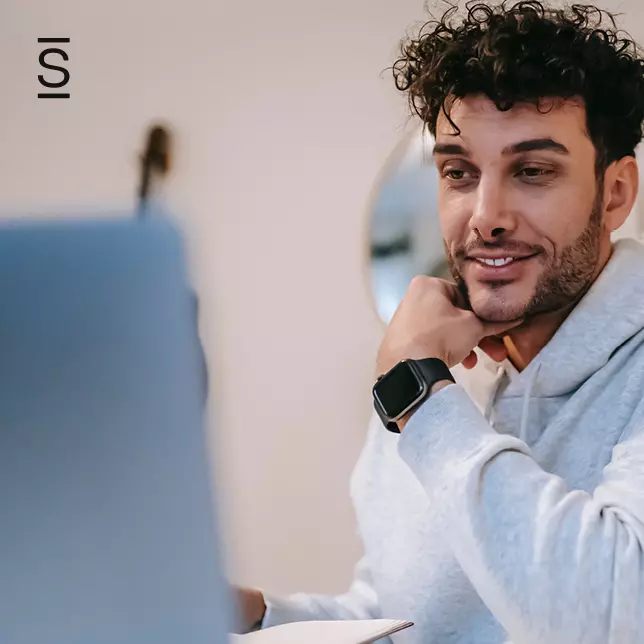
(468, 286), (531, 323)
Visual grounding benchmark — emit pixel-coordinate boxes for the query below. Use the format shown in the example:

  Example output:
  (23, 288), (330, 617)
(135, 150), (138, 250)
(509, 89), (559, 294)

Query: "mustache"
(452, 240), (546, 260)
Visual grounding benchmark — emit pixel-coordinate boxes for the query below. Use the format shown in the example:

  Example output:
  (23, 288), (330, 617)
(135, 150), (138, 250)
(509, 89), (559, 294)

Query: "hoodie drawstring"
(484, 365), (506, 423)
(519, 362), (542, 444)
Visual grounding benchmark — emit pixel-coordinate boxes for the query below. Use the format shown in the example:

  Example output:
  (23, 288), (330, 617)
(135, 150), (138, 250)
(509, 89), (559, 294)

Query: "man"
(237, 2), (644, 642)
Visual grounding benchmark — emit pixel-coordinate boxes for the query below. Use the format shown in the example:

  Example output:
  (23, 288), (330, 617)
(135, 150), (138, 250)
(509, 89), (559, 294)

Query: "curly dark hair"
(392, 1), (644, 172)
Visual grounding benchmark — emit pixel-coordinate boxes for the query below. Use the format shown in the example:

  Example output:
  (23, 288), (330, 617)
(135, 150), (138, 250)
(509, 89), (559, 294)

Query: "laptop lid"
(0, 216), (230, 644)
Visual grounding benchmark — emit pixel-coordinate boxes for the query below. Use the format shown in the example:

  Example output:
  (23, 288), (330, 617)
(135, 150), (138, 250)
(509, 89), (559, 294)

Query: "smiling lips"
(466, 252), (540, 279)
(475, 256), (517, 267)
(473, 256), (535, 266)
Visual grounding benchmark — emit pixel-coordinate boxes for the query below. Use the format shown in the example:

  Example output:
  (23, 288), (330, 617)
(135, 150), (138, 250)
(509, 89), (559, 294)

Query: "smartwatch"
(372, 358), (455, 433)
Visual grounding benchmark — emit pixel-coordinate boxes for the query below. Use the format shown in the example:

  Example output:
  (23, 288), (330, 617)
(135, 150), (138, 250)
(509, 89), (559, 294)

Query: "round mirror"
(369, 126), (451, 324)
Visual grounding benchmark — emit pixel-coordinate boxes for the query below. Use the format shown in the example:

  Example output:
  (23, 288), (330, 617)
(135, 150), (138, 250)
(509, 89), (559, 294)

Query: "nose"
(469, 177), (518, 242)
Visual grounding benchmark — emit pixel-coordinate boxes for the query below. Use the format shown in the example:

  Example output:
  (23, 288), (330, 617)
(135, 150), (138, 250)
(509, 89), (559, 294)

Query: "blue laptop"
(0, 215), (231, 644)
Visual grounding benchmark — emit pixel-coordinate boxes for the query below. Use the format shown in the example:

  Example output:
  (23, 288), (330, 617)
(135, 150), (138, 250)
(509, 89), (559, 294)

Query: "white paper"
(230, 619), (413, 644)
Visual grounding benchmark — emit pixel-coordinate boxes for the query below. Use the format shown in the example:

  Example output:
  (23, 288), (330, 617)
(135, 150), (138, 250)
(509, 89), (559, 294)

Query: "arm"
(398, 383), (644, 644)
(261, 556), (382, 627)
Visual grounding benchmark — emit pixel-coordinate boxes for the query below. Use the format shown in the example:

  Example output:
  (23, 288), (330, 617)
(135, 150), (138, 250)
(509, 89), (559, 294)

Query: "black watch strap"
(414, 357), (455, 387)
(376, 357), (455, 434)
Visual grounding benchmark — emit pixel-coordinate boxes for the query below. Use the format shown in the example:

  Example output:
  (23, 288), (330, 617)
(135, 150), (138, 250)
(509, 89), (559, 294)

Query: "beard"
(446, 191), (604, 322)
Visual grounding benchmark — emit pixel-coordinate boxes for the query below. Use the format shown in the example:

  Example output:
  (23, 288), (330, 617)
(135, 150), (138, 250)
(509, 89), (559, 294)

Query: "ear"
(603, 156), (639, 233)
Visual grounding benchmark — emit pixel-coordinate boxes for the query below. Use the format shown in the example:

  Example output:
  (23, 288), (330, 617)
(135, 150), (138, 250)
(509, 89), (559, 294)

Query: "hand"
(376, 276), (522, 380)
(231, 586), (266, 633)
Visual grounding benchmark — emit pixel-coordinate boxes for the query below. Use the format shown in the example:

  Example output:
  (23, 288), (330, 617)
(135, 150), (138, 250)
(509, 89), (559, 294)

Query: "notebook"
(230, 619), (413, 644)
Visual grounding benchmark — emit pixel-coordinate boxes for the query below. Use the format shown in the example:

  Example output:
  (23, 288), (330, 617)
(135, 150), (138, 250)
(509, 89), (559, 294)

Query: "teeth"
(477, 257), (514, 266)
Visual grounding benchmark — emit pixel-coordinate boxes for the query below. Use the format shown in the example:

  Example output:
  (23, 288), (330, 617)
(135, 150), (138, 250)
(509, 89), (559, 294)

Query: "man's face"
(434, 95), (611, 322)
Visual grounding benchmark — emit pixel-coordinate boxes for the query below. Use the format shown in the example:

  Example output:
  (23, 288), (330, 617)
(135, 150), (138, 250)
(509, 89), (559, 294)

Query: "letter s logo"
(38, 48), (70, 88)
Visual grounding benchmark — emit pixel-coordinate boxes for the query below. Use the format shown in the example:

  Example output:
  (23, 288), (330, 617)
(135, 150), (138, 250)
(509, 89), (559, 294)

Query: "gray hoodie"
(262, 238), (644, 644)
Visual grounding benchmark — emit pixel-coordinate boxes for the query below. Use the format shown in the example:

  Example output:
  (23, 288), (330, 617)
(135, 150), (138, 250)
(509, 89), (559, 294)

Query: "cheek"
(519, 189), (595, 250)
(438, 192), (470, 248)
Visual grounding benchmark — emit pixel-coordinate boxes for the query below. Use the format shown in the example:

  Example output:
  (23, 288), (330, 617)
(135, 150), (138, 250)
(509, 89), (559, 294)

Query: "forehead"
(435, 94), (592, 154)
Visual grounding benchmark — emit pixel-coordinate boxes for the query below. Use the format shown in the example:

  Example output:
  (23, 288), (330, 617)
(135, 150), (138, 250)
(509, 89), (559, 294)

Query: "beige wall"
(3, 0), (644, 598)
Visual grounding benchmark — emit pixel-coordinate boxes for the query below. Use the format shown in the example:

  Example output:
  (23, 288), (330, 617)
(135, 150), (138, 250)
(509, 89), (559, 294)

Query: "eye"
(518, 166), (555, 181)
(439, 163), (478, 188)
(443, 168), (474, 181)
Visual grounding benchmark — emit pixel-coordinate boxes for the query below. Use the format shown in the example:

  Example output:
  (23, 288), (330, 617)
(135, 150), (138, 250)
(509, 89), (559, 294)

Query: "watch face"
(374, 361), (425, 419)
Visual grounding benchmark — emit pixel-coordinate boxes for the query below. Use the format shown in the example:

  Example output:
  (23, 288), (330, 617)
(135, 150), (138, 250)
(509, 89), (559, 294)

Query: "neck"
(503, 239), (614, 371)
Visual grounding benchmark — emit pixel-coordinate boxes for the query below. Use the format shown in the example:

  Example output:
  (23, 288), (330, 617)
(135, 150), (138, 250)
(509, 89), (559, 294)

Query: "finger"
(462, 350), (478, 369)
(478, 336), (508, 362)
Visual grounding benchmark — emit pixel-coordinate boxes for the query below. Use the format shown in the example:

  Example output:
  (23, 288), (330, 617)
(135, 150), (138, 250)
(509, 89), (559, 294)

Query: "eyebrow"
(432, 137), (570, 157)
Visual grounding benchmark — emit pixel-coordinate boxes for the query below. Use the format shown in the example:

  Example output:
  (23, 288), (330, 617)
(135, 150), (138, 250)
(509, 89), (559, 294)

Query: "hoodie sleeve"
(398, 383), (644, 644)
(260, 556), (383, 628)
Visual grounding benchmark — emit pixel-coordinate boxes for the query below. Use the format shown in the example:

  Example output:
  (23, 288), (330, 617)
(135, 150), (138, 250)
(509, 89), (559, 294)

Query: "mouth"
(469, 254), (538, 267)
(464, 252), (541, 280)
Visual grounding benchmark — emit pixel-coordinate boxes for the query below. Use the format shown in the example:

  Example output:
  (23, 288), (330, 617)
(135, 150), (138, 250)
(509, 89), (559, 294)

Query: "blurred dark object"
(134, 123), (209, 404)
(137, 124), (172, 217)
(370, 233), (412, 259)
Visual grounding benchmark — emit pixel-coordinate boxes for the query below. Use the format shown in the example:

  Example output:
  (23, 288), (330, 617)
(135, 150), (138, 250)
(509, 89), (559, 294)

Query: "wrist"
(235, 587), (266, 633)
(249, 590), (266, 631)
(430, 379), (453, 395)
